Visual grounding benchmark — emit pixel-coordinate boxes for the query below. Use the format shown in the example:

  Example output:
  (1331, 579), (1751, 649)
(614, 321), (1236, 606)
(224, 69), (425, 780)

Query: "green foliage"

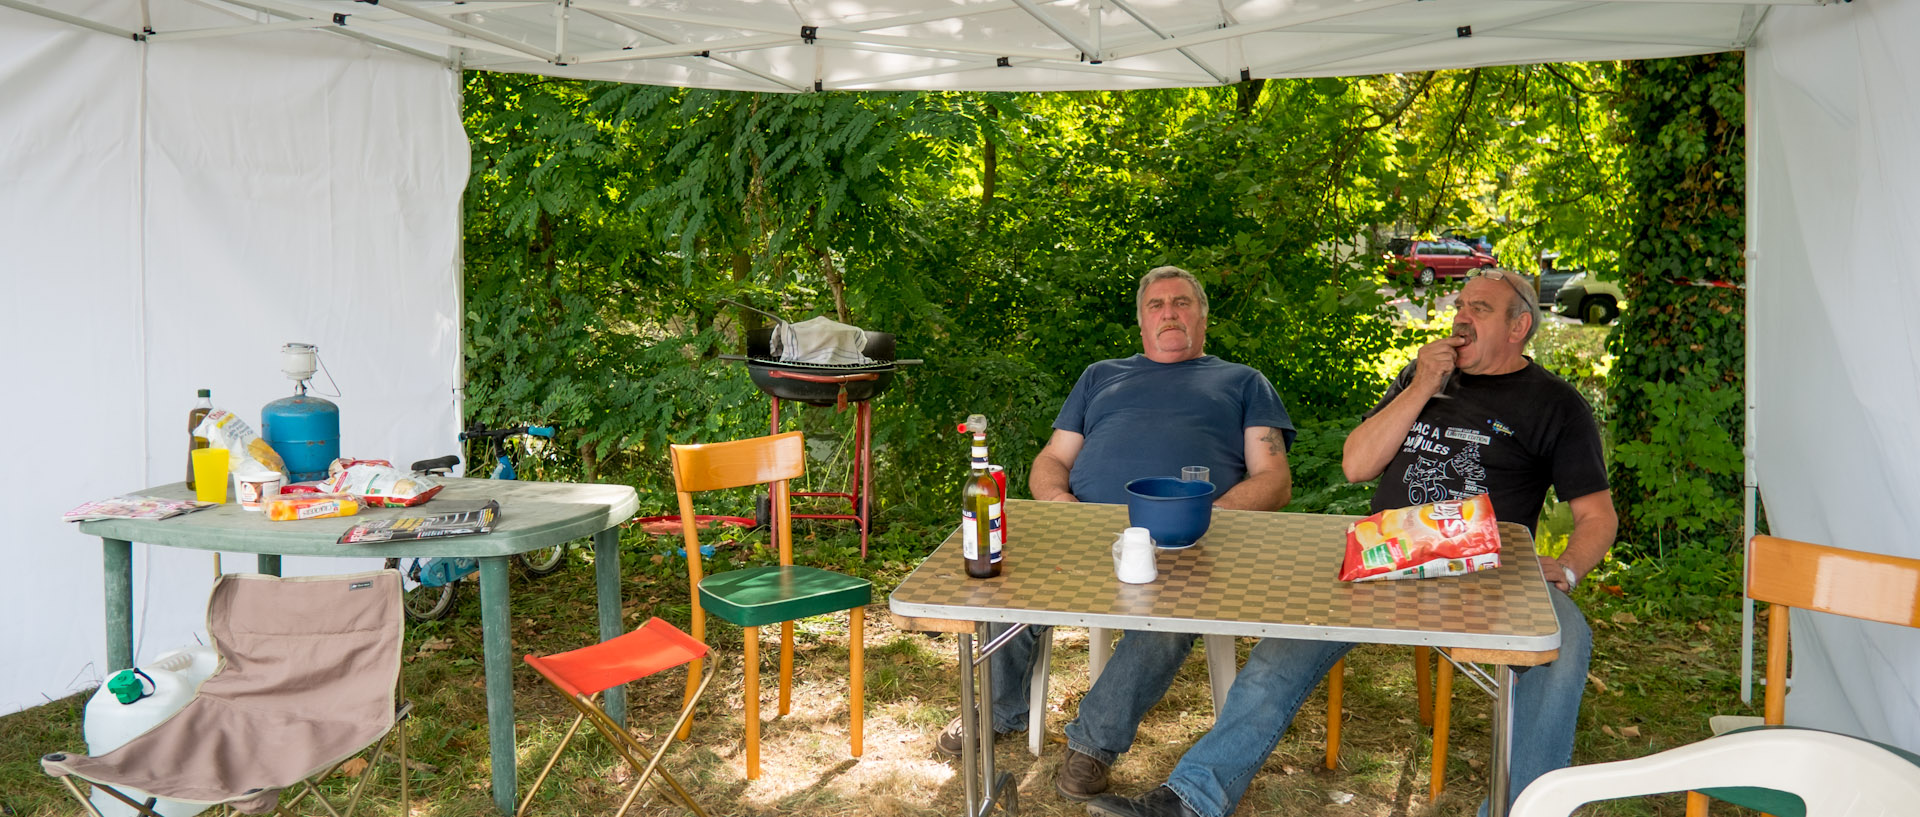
(1610, 378), (1743, 539)
(1608, 54), (1747, 557)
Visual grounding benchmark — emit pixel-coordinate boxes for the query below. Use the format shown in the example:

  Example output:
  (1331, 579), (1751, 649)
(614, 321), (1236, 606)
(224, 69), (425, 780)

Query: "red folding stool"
(520, 617), (717, 817)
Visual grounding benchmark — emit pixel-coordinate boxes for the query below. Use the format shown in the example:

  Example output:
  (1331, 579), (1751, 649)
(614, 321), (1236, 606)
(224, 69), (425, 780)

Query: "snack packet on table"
(320, 460), (443, 507)
(1339, 494), (1501, 582)
(192, 409), (288, 480)
(266, 493), (361, 521)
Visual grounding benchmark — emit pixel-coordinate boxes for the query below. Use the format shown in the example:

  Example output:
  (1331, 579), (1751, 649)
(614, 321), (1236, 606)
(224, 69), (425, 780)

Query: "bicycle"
(384, 423), (569, 622)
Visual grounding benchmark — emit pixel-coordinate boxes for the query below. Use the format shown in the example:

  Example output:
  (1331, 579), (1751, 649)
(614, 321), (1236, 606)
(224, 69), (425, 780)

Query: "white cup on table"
(1113, 527), (1158, 584)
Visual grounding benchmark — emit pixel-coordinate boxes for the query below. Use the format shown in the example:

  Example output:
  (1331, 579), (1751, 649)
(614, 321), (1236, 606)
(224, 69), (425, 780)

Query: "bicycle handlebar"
(459, 424), (556, 441)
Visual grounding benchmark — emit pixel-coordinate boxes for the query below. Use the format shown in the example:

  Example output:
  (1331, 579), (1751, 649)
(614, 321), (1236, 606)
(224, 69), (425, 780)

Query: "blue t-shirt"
(1053, 355), (1295, 505)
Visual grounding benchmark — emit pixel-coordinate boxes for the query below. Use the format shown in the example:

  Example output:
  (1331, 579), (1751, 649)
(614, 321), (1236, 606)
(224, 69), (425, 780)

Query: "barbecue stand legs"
(769, 397), (874, 557)
(959, 623), (1020, 817)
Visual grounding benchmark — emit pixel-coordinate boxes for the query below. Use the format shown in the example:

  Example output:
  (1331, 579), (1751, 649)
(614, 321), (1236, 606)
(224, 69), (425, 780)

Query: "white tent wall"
(1749, 4), (1920, 752)
(0, 7), (467, 714)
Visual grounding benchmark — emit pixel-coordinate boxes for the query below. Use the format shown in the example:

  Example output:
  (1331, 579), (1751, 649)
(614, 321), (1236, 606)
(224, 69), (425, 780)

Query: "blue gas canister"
(262, 394), (339, 481)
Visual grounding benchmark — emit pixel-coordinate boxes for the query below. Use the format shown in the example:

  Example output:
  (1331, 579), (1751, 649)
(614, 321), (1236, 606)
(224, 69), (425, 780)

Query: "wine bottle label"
(963, 508), (982, 559)
(986, 501), (1004, 562)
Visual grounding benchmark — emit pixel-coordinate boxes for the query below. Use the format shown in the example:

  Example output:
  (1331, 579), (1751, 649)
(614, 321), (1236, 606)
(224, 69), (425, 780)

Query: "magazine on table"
(64, 495), (218, 522)
(338, 500), (500, 544)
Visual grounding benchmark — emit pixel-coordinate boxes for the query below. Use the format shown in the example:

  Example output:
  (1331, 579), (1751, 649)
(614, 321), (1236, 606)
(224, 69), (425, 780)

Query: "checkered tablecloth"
(889, 500), (1559, 652)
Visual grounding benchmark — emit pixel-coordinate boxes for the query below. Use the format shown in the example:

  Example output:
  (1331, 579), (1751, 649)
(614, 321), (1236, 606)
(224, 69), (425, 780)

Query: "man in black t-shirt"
(1087, 270), (1616, 817)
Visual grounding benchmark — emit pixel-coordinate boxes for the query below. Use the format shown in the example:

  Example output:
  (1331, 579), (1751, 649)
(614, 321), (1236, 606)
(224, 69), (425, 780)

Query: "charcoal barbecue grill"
(725, 327), (919, 410)
(717, 303), (919, 557)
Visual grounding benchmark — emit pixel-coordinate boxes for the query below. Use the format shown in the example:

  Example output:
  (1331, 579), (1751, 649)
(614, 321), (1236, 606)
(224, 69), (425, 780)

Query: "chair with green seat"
(1683, 534), (1920, 817)
(670, 430), (870, 780)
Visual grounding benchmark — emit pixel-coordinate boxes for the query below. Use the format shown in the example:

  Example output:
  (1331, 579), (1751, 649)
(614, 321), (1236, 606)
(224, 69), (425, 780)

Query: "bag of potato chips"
(318, 461), (442, 507)
(1340, 494), (1501, 582)
(193, 409), (288, 480)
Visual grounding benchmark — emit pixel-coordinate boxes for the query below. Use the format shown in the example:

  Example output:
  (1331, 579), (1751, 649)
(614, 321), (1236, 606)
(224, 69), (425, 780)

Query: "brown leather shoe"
(935, 715), (968, 756)
(935, 715), (1019, 757)
(1085, 786), (1199, 817)
(1055, 747), (1112, 800)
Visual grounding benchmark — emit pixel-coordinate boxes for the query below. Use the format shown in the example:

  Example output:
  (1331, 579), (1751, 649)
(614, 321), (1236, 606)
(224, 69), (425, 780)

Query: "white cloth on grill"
(772, 316), (872, 365)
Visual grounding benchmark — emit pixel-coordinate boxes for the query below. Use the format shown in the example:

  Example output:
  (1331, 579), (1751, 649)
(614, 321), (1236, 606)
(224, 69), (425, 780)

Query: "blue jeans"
(1164, 589), (1593, 817)
(984, 622), (1199, 762)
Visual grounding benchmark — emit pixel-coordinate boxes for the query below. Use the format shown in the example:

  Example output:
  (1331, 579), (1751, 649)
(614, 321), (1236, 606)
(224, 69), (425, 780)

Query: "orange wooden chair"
(519, 617), (716, 817)
(670, 430), (870, 779)
(1683, 535), (1920, 817)
(1325, 647), (1455, 799)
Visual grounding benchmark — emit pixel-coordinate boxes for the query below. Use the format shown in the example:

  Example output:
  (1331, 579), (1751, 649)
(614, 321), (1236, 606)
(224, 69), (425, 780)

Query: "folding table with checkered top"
(889, 499), (1561, 817)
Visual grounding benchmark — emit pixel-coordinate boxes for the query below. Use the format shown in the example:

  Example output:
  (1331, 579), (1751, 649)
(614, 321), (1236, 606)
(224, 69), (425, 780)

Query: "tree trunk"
(816, 245), (852, 324)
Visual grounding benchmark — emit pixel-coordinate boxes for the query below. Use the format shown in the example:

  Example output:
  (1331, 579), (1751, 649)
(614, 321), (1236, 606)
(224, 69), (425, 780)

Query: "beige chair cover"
(44, 569), (403, 814)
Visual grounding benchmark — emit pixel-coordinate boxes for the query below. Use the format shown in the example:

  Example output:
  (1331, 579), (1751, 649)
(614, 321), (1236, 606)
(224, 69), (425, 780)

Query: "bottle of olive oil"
(961, 414), (1003, 578)
(187, 389), (213, 488)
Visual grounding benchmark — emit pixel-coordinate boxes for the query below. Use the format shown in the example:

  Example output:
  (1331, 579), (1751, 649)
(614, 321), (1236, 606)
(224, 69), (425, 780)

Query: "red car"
(1386, 239), (1496, 286)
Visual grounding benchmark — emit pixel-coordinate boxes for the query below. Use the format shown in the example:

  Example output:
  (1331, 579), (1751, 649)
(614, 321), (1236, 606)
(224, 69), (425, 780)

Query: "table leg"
(1488, 665), (1518, 817)
(103, 538), (132, 671)
(256, 555), (281, 576)
(478, 555), (516, 814)
(595, 526), (625, 727)
(976, 622), (997, 813)
(958, 629), (979, 812)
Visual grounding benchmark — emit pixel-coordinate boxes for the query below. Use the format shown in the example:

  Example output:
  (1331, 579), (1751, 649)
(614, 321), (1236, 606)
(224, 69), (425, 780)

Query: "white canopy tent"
(6, 0), (1915, 760)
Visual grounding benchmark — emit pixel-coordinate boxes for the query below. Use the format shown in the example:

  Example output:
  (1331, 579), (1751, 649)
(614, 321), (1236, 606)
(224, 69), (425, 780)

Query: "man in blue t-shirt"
(935, 266), (1296, 803)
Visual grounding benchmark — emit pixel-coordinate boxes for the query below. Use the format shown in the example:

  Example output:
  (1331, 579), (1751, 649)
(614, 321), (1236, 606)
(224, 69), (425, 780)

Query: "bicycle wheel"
(386, 557), (459, 622)
(516, 543), (569, 577)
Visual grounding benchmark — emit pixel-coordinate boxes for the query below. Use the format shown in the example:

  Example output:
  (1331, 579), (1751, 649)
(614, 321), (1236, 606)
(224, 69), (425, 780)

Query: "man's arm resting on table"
(1029, 429), (1084, 502)
(1538, 489), (1617, 592)
(1215, 426), (1292, 511)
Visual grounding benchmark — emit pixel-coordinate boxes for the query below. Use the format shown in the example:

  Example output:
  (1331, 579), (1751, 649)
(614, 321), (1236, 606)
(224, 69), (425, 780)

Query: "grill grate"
(746, 357), (896, 370)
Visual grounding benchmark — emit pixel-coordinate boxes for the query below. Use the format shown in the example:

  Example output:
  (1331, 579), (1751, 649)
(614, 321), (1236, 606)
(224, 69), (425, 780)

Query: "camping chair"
(43, 569), (409, 817)
(1684, 535), (1920, 817)
(670, 430), (871, 779)
(518, 617), (717, 817)
(1511, 728), (1920, 817)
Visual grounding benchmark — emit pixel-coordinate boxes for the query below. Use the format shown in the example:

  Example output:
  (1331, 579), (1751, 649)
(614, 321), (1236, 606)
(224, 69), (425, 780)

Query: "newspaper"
(338, 500), (500, 544)
(64, 495), (219, 522)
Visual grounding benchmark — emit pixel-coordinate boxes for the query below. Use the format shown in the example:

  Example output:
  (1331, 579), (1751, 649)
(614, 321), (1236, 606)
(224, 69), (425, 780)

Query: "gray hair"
(1479, 269), (1541, 345)
(1136, 266), (1209, 323)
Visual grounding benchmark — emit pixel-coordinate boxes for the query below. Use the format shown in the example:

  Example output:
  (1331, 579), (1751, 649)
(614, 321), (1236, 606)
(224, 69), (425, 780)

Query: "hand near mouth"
(1413, 336), (1469, 396)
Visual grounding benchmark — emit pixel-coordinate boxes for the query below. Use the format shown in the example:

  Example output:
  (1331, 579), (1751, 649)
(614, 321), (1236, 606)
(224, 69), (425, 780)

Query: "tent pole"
(451, 47), (469, 469)
(1740, 46), (1759, 706)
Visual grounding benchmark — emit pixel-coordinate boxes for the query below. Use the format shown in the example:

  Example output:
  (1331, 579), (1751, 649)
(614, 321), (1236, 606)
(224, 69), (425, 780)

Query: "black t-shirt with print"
(1364, 360), (1608, 534)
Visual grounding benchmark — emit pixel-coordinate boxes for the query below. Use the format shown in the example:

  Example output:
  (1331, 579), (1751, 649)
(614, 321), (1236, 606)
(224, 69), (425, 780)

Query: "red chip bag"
(1340, 494), (1502, 582)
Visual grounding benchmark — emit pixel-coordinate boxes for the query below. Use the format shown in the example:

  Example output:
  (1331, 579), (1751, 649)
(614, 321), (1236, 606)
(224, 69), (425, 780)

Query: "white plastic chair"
(1024, 629), (1237, 756)
(1509, 729), (1920, 817)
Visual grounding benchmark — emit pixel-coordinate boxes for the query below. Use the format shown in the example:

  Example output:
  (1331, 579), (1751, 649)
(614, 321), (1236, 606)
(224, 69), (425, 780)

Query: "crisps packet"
(1340, 494), (1501, 582)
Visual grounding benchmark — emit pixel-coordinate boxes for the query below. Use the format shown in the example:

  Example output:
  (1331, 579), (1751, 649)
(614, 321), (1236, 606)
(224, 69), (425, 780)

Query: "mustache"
(1452, 324), (1475, 342)
(1157, 321), (1188, 333)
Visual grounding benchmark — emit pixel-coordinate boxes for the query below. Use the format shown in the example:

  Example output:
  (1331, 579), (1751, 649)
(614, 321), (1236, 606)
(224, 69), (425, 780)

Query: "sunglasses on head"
(1473, 268), (1539, 311)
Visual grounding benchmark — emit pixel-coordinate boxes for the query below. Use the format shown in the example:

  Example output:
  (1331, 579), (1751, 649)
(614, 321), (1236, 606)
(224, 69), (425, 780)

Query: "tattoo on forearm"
(1261, 428), (1285, 456)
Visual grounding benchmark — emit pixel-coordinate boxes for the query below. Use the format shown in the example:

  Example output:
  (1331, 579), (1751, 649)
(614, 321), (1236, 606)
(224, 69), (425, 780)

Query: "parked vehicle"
(1555, 271), (1625, 325)
(1385, 238), (1497, 286)
(1537, 265), (1588, 303)
(1443, 231), (1496, 258)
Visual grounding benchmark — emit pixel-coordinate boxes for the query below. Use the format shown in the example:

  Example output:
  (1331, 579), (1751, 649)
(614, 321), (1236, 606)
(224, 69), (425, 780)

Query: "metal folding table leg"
(1488, 665), (1518, 817)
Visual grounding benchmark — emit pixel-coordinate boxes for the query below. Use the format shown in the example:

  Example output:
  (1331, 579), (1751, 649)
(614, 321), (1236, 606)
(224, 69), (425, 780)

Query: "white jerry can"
(82, 645), (221, 817)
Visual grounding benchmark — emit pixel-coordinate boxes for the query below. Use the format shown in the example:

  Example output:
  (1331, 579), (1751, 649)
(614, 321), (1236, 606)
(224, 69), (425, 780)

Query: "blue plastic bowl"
(1124, 477), (1215, 550)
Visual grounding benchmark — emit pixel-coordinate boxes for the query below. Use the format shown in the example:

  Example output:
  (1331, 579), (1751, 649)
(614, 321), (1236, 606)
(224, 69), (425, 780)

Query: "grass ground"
(0, 511), (1761, 817)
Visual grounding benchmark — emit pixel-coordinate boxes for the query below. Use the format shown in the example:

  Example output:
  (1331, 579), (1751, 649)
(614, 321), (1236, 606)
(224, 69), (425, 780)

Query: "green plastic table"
(78, 478), (638, 815)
